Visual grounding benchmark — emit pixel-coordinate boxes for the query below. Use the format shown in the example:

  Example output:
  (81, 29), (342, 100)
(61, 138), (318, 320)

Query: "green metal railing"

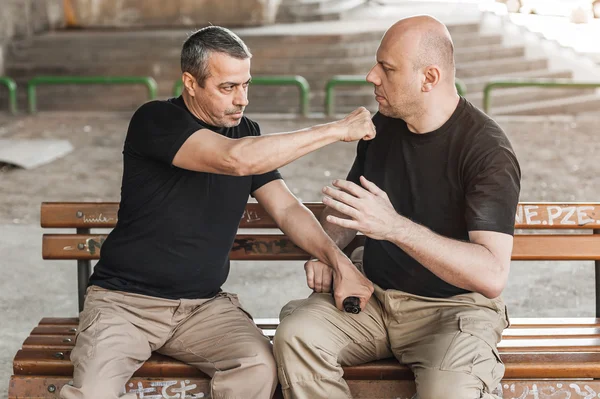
(173, 75), (311, 117)
(483, 79), (600, 114)
(325, 75), (467, 116)
(27, 76), (158, 113)
(0, 77), (17, 114)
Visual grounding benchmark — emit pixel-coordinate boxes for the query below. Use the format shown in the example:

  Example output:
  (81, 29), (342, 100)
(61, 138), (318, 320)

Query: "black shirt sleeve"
(346, 139), (370, 184)
(464, 144), (521, 236)
(249, 120), (283, 194)
(125, 101), (200, 165)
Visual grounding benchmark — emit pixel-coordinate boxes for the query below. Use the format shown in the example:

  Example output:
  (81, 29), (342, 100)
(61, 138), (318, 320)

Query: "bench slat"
(13, 350), (600, 379)
(23, 334), (600, 351)
(41, 234), (366, 260)
(41, 202), (600, 229)
(42, 234), (600, 260)
(36, 317), (280, 329)
(31, 325), (600, 338)
(10, 376), (600, 399)
(37, 316), (600, 328)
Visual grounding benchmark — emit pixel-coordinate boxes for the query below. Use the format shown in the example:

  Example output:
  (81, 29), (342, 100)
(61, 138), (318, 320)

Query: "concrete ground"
(1, 111), (600, 396)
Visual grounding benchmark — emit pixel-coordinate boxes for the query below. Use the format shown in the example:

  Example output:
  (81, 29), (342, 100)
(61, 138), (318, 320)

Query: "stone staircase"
(276, 0), (368, 23)
(4, 17), (600, 116)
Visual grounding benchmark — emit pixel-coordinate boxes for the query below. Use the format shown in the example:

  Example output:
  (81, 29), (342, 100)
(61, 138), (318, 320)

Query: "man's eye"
(223, 86), (234, 91)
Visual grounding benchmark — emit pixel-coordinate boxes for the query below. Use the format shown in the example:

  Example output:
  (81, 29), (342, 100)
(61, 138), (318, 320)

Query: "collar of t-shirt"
(395, 96), (467, 143)
(170, 95), (227, 135)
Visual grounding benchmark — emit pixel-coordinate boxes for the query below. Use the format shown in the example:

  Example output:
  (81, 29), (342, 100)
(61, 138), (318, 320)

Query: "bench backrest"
(40, 202), (600, 311)
(41, 202), (600, 260)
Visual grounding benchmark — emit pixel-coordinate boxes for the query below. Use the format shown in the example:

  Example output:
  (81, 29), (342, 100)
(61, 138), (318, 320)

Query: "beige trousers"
(60, 286), (277, 399)
(273, 256), (509, 399)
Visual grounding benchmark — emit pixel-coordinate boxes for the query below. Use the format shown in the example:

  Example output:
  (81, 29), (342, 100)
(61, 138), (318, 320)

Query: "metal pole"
(76, 228), (91, 312)
(595, 229), (600, 318)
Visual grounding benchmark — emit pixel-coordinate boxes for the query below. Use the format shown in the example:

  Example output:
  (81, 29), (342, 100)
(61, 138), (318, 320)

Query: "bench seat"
(10, 316), (600, 398)
(9, 202), (600, 399)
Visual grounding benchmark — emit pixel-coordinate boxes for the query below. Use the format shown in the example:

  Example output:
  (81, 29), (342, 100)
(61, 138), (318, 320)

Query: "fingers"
(326, 214), (360, 230)
(332, 179), (369, 198)
(306, 260), (333, 293)
(322, 195), (359, 219)
(321, 266), (333, 293)
(304, 260), (315, 290)
(359, 176), (386, 197)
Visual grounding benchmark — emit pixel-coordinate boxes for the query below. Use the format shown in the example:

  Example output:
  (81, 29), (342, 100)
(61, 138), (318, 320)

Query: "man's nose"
(366, 65), (381, 86)
(234, 88), (249, 107)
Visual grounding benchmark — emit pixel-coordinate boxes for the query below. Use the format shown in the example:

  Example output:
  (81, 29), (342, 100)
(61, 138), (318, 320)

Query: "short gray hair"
(181, 26), (252, 87)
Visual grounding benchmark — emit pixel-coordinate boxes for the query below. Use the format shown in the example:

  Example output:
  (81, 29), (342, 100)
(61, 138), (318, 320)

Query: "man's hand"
(322, 176), (401, 241)
(332, 258), (374, 312)
(335, 107), (376, 142)
(304, 259), (334, 293)
(305, 257), (374, 312)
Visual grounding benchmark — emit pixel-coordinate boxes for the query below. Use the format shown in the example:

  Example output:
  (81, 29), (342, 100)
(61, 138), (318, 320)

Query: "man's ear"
(182, 72), (197, 96)
(422, 65), (441, 92)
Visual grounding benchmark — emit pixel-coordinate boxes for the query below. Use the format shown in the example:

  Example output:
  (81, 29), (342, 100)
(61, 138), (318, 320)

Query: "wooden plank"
(40, 202), (119, 228)
(13, 350), (600, 379)
(10, 376), (600, 399)
(23, 333), (600, 351)
(37, 316), (600, 329)
(39, 202), (322, 229)
(509, 317), (600, 327)
(36, 317), (280, 329)
(515, 203), (600, 229)
(42, 233), (600, 260)
(512, 235), (600, 260)
(42, 234), (366, 260)
(40, 202), (600, 229)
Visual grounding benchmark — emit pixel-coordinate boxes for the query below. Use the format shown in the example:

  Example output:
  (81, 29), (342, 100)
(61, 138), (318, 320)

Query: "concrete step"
(492, 93), (600, 116)
(456, 58), (547, 79)
(461, 70), (573, 94)
(283, 0), (365, 21)
(467, 86), (597, 109)
(455, 45), (526, 64)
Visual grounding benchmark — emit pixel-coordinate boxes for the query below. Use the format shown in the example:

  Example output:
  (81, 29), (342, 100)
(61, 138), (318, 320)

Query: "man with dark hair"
(274, 15), (521, 399)
(60, 26), (375, 399)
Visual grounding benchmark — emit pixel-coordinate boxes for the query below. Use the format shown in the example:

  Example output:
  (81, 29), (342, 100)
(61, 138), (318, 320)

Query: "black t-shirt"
(89, 96), (282, 299)
(347, 97), (521, 298)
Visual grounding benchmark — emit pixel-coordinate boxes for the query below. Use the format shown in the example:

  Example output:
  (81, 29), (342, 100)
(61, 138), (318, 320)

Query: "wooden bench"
(8, 201), (600, 399)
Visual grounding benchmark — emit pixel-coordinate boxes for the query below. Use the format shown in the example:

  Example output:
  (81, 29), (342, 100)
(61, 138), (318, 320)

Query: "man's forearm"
(277, 202), (348, 272)
(320, 206), (358, 250)
(387, 216), (508, 298)
(230, 123), (341, 175)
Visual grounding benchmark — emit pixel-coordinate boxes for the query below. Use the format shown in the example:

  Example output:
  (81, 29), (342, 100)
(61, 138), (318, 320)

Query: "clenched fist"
(336, 107), (376, 142)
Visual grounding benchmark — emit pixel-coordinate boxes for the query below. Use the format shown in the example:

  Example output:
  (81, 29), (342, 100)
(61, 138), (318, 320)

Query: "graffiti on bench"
(516, 204), (599, 226)
(126, 380), (206, 398)
(242, 209), (262, 223)
(502, 381), (599, 399)
(82, 213), (115, 224)
(232, 237), (297, 255)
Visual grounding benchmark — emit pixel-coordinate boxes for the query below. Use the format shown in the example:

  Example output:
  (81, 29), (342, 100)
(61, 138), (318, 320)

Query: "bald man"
(273, 16), (521, 399)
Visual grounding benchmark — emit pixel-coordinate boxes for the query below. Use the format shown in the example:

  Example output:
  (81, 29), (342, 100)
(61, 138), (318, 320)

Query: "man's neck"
(405, 93), (460, 134)
(182, 93), (214, 126)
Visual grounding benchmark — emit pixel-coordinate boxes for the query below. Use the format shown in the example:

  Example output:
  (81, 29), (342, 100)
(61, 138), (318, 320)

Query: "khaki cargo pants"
(273, 253), (509, 399)
(60, 286), (277, 399)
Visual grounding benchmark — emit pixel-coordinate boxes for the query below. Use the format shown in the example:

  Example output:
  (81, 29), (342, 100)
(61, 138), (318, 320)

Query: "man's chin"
(222, 118), (242, 128)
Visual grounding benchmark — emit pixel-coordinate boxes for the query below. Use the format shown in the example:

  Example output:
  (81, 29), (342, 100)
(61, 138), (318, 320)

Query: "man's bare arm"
(323, 177), (513, 298)
(173, 108), (374, 176)
(320, 206), (358, 250)
(253, 180), (373, 310)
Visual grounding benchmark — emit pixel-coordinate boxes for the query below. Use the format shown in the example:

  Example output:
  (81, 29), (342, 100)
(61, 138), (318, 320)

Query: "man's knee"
(253, 343), (278, 386)
(273, 307), (322, 360)
(415, 368), (491, 399)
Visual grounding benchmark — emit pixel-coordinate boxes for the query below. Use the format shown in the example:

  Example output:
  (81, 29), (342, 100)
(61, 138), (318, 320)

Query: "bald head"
(383, 15), (455, 76)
